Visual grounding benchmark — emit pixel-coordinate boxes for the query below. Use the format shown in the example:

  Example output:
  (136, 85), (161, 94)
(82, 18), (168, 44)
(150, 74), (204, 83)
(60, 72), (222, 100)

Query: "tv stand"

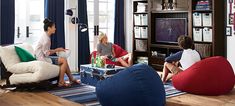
(132, 0), (225, 71)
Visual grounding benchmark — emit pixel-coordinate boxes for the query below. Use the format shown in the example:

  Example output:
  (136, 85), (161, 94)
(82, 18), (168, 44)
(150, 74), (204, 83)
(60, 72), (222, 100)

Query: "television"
(155, 18), (187, 43)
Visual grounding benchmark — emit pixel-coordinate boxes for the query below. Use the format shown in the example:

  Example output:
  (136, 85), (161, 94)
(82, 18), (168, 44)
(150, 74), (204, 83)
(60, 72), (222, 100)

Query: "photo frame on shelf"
(226, 26), (232, 36)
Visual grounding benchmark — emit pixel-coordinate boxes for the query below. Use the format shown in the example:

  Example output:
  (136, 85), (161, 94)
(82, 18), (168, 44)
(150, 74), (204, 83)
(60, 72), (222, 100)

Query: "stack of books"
(195, 0), (211, 10)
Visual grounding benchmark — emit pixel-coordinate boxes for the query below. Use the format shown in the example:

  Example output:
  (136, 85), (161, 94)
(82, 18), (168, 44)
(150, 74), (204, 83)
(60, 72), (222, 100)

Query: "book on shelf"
(134, 27), (141, 38)
(202, 13), (212, 26)
(193, 12), (202, 26)
(195, 0), (212, 10)
(203, 27), (212, 42)
(141, 27), (148, 38)
(194, 43), (212, 58)
(135, 39), (147, 51)
(193, 28), (203, 41)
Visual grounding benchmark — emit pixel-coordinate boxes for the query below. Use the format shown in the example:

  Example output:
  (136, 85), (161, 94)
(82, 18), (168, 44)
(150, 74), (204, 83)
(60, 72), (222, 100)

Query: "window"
(15, 0), (44, 48)
(87, 0), (115, 52)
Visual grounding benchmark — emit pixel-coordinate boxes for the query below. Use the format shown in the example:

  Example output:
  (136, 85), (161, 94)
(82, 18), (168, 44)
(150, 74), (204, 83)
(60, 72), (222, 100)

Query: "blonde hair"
(98, 32), (107, 43)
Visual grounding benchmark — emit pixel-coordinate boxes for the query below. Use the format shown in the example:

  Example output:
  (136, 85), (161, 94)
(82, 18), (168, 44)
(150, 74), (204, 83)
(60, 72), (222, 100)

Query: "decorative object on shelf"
(228, 0), (233, 25)
(65, 9), (88, 32)
(226, 26), (232, 36)
(134, 27), (141, 38)
(141, 27), (148, 38)
(202, 13), (212, 26)
(137, 57), (148, 64)
(137, 2), (148, 12)
(193, 12), (202, 26)
(193, 28), (203, 41)
(203, 27), (212, 42)
(141, 14), (148, 25)
(162, 0), (177, 10)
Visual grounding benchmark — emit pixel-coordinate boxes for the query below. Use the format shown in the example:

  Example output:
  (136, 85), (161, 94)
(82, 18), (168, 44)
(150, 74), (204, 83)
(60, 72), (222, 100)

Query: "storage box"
(80, 64), (125, 86)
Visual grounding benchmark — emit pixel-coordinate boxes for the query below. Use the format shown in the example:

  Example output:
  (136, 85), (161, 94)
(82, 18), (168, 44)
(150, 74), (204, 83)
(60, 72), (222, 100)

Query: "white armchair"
(0, 43), (59, 85)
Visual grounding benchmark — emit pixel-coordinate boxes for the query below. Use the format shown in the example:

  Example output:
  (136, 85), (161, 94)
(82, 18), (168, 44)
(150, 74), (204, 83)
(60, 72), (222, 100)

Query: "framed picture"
(226, 26), (232, 36)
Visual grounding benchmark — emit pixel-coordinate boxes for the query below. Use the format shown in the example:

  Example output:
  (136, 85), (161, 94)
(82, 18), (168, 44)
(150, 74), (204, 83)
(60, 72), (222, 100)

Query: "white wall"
(226, 1), (235, 71)
(65, 0), (78, 72)
(124, 0), (133, 52)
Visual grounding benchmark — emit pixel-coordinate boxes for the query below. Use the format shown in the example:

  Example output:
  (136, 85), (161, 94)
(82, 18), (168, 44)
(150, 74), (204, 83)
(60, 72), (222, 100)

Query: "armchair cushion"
(8, 61), (59, 84)
(15, 46), (36, 62)
(0, 43), (34, 69)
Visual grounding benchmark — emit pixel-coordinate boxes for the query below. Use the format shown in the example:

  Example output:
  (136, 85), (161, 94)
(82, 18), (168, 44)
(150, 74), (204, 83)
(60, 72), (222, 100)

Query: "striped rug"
(49, 81), (185, 106)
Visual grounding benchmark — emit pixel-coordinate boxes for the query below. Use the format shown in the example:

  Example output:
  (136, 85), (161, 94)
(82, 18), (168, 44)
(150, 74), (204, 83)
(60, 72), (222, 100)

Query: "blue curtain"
(0, 0), (15, 45)
(44, 0), (65, 49)
(78, 0), (90, 66)
(114, 0), (125, 49)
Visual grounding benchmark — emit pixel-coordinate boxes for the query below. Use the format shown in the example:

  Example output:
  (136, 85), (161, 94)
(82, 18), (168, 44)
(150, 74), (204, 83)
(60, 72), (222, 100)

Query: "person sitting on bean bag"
(161, 35), (201, 83)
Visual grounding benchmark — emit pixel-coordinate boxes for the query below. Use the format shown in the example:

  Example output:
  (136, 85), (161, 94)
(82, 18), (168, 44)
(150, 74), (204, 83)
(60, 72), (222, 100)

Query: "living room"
(0, 0), (235, 106)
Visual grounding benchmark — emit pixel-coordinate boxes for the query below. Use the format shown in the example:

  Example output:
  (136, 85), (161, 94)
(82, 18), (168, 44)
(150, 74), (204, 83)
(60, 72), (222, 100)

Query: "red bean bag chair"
(172, 56), (235, 96)
(90, 44), (128, 66)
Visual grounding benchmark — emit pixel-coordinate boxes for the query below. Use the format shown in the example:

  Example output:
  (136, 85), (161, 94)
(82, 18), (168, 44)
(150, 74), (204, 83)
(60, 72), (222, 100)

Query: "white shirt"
(180, 49), (201, 70)
(35, 32), (52, 63)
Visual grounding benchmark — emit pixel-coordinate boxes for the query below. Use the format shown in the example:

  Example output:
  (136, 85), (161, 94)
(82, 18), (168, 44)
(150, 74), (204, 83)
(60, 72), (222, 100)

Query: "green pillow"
(15, 46), (36, 62)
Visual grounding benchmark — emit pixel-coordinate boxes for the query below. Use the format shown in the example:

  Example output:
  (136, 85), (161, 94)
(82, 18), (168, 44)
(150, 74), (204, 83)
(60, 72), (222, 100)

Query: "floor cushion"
(96, 64), (166, 106)
(172, 56), (235, 95)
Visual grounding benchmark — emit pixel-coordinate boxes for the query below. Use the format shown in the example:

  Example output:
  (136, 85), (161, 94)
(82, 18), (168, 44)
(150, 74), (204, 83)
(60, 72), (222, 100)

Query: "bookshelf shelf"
(193, 26), (213, 28)
(134, 50), (148, 53)
(192, 10), (212, 12)
(135, 38), (148, 40)
(151, 10), (188, 14)
(194, 41), (212, 44)
(134, 12), (148, 14)
(134, 25), (148, 27)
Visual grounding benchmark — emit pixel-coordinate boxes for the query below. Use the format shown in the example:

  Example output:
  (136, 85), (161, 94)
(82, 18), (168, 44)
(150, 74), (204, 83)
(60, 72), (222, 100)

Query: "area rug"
(49, 79), (185, 106)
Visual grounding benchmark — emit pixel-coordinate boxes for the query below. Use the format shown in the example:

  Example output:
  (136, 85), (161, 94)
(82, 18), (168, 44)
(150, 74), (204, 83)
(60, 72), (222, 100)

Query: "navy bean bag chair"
(96, 64), (165, 106)
(172, 56), (235, 95)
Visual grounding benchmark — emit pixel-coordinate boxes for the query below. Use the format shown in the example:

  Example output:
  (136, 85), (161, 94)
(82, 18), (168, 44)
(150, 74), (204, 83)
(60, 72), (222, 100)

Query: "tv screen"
(155, 18), (187, 43)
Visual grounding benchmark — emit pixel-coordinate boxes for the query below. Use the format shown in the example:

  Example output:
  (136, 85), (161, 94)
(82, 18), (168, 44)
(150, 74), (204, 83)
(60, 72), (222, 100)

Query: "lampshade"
(71, 17), (79, 24)
(71, 17), (88, 32)
(79, 23), (88, 32)
(66, 9), (73, 16)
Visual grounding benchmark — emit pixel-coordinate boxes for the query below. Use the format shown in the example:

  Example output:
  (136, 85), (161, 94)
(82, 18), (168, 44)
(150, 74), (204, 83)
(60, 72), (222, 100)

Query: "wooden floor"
(0, 86), (234, 106)
(167, 87), (235, 106)
(0, 91), (82, 106)
(0, 77), (235, 106)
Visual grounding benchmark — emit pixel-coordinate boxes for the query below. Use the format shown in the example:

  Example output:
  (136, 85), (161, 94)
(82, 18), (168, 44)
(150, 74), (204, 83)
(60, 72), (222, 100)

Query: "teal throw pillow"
(15, 46), (36, 62)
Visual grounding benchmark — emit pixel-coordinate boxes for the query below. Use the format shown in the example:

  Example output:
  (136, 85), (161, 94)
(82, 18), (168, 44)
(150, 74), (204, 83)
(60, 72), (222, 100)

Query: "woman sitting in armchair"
(97, 32), (132, 67)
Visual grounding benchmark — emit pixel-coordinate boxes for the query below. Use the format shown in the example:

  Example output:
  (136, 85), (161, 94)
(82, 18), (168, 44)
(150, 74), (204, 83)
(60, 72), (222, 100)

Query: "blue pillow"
(96, 64), (166, 106)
